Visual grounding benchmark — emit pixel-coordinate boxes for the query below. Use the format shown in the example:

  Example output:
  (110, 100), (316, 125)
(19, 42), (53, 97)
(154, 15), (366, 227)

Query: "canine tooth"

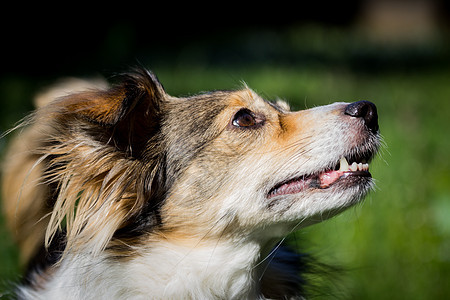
(350, 162), (358, 171)
(339, 157), (349, 171)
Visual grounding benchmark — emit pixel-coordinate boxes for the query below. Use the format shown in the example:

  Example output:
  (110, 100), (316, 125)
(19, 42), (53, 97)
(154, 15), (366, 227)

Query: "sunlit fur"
(1, 68), (380, 299)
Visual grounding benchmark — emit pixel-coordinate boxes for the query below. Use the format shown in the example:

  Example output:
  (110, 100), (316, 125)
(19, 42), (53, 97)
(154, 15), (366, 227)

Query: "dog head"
(40, 68), (379, 254)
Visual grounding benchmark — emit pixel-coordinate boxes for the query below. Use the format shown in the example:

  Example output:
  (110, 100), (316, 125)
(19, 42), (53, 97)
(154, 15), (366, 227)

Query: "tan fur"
(2, 77), (111, 264)
(2, 124), (51, 264)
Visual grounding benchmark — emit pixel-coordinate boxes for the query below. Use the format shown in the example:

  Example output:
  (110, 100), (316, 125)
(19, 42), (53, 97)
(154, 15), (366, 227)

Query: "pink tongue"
(319, 170), (344, 188)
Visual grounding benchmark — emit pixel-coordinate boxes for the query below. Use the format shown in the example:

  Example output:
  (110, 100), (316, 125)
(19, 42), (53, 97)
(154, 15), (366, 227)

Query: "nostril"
(345, 101), (379, 133)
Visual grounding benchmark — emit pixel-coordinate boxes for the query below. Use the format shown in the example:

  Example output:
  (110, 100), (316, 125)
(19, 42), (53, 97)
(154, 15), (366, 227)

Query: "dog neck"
(129, 237), (271, 299)
(23, 238), (276, 299)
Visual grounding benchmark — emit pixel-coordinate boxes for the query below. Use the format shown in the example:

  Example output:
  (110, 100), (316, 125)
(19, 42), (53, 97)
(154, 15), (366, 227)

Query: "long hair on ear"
(35, 68), (167, 257)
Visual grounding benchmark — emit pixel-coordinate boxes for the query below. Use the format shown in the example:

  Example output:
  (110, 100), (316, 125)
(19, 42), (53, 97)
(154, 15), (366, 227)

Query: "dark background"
(2, 0), (450, 77)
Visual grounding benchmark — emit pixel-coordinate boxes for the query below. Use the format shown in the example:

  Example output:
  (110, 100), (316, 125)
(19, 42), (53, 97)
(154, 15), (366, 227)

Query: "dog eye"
(232, 109), (259, 128)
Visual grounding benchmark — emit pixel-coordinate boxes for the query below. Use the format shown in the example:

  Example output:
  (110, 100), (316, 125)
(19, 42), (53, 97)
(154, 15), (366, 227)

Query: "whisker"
(255, 218), (308, 282)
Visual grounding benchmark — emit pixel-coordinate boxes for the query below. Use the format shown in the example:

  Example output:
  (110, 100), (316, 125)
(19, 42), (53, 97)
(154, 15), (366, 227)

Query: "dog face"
(160, 89), (379, 243)
(36, 68), (379, 254)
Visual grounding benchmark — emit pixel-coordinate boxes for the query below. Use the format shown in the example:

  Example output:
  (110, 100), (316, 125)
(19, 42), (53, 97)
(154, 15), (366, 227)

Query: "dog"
(1, 67), (380, 299)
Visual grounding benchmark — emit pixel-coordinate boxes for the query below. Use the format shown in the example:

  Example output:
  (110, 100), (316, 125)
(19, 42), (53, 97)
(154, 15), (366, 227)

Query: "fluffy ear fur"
(59, 69), (166, 157)
(39, 68), (167, 257)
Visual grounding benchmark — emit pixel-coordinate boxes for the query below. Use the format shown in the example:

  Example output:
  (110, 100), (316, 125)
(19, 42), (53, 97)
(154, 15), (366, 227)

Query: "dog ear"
(42, 68), (168, 257)
(63, 68), (166, 157)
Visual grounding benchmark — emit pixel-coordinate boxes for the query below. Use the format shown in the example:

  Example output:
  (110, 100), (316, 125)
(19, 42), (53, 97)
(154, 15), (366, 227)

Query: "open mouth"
(267, 151), (374, 199)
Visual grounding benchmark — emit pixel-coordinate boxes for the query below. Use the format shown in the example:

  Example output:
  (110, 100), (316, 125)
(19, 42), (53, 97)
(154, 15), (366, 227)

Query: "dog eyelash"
(232, 109), (264, 128)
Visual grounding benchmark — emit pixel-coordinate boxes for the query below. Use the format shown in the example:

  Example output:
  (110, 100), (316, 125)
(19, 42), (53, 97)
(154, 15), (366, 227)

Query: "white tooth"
(339, 157), (349, 171)
(350, 162), (358, 171)
(363, 163), (369, 171)
(358, 163), (363, 171)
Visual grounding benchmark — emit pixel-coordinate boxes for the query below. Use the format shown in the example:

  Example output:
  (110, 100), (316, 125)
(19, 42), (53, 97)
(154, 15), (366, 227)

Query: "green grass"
(1, 48), (450, 298)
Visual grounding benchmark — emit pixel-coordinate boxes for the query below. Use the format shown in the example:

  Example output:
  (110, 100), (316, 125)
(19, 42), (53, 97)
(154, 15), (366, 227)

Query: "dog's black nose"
(344, 101), (379, 133)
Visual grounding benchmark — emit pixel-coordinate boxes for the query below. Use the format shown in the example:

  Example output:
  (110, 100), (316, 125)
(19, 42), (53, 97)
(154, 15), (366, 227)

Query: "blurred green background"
(1, 1), (450, 298)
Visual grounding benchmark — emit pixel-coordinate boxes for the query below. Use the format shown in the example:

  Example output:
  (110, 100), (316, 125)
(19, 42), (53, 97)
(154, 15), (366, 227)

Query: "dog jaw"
(257, 102), (379, 228)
